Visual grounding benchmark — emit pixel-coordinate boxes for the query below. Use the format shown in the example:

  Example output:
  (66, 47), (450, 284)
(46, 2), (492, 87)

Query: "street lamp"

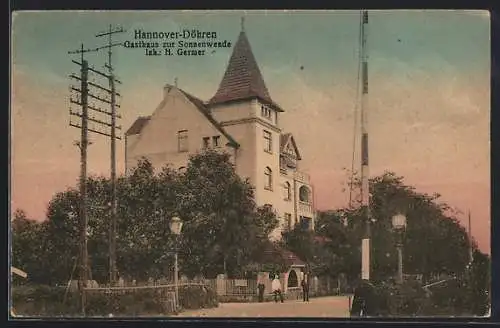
(169, 216), (183, 311)
(391, 213), (407, 284)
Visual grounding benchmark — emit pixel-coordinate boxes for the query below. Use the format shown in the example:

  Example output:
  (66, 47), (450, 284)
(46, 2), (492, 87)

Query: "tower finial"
(241, 16), (245, 31)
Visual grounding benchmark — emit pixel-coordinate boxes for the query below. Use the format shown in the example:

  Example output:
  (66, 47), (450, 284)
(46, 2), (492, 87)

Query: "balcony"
(294, 171), (310, 184)
(298, 201), (313, 214)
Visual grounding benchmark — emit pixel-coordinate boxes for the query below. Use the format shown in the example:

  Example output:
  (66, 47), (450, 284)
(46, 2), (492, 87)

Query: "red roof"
(208, 30), (283, 112)
(262, 242), (305, 267)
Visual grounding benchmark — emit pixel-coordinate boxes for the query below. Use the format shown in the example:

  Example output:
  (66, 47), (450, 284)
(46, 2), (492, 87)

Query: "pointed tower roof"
(208, 19), (284, 112)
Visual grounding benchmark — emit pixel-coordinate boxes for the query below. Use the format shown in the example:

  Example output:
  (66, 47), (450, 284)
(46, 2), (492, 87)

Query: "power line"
(96, 24), (126, 287)
(67, 43), (97, 316)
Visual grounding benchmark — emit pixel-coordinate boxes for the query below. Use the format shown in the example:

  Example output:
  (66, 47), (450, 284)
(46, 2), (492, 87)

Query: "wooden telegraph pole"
(68, 44), (95, 316)
(95, 24), (125, 286)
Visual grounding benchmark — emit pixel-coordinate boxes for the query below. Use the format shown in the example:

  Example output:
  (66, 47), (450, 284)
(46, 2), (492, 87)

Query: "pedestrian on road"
(272, 275), (284, 303)
(257, 277), (265, 303)
(301, 274), (310, 302)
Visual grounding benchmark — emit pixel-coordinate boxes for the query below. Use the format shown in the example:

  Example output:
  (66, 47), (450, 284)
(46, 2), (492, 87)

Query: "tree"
(14, 149), (281, 284)
(177, 149), (278, 278)
(11, 209), (48, 284)
(283, 171), (480, 288)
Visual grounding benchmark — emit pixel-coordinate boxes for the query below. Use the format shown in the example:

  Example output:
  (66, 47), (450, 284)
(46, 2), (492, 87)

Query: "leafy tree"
(177, 149), (277, 278)
(12, 149), (280, 284)
(284, 171), (480, 290)
(11, 209), (48, 284)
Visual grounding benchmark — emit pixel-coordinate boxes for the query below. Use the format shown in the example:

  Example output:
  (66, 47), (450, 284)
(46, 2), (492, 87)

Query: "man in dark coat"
(301, 274), (310, 302)
(257, 277), (265, 303)
(350, 279), (377, 317)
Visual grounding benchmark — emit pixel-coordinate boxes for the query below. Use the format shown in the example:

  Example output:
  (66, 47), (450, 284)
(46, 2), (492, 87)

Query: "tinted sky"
(11, 10), (490, 252)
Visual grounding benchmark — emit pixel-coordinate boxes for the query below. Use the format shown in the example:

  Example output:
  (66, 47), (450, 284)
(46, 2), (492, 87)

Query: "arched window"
(264, 167), (272, 190)
(283, 181), (291, 200)
(299, 185), (310, 203)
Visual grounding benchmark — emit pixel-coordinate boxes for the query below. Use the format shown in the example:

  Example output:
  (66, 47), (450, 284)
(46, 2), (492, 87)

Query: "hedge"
(12, 284), (218, 317)
(372, 278), (489, 317)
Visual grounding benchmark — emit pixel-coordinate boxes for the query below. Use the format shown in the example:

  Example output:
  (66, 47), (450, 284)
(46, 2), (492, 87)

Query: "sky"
(11, 10), (490, 252)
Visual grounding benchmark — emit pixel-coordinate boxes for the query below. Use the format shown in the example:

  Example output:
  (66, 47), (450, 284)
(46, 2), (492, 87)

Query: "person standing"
(257, 277), (265, 303)
(301, 274), (310, 302)
(271, 275), (284, 303)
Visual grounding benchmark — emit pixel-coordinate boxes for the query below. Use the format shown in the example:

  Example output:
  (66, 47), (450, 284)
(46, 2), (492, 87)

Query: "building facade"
(125, 25), (315, 239)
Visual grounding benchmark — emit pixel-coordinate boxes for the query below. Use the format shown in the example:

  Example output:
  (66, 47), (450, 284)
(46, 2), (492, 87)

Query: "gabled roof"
(280, 133), (302, 160)
(178, 88), (240, 149)
(126, 116), (151, 136)
(208, 29), (284, 112)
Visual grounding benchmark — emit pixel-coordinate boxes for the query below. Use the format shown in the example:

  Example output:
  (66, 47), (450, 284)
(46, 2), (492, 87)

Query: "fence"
(203, 278), (258, 296)
(92, 275), (343, 301)
(84, 282), (211, 314)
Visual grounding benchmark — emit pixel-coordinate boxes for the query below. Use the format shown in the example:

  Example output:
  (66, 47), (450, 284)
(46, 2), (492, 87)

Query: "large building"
(125, 24), (316, 240)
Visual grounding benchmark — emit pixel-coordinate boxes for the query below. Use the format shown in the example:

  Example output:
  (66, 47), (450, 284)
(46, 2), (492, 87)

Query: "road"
(176, 296), (352, 318)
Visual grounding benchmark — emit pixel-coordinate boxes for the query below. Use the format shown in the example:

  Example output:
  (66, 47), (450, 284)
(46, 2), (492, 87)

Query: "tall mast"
(360, 10), (372, 281)
(468, 210), (473, 264)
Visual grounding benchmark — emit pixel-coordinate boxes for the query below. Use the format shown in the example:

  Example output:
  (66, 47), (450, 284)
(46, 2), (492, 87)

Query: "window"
(283, 182), (291, 201)
(264, 167), (273, 190)
(261, 105), (272, 120)
(263, 130), (272, 153)
(178, 130), (188, 152)
(202, 137), (210, 149)
(212, 135), (221, 147)
(285, 213), (292, 231)
(280, 156), (287, 173)
(299, 185), (310, 203)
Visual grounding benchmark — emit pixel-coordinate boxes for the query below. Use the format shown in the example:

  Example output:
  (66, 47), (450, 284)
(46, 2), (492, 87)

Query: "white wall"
(126, 91), (315, 238)
(126, 85), (233, 173)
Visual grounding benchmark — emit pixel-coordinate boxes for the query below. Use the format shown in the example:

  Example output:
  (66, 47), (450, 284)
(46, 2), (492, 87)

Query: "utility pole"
(468, 210), (473, 264)
(359, 10), (371, 281)
(69, 43), (123, 295)
(68, 44), (96, 316)
(96, 25), (125, 286)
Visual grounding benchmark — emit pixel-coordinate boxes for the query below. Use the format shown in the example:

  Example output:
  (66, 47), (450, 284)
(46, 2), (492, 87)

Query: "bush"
(374, 280), (432, 317)
(374, 277), (489, 317)
(12, 284), (218, 317)
(178, 284), (218, 310)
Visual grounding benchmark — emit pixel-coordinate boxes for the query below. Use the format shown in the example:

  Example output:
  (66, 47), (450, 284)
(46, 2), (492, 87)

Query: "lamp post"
(391, 213), (407, 284)
(169, 216), (183, 310)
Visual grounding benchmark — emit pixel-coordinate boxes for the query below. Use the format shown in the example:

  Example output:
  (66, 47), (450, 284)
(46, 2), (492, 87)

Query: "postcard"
(10, 9), (491, 318)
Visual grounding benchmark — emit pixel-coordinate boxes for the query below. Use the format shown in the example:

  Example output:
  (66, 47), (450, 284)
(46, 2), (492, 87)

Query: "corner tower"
(208, 18), (284, 208)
